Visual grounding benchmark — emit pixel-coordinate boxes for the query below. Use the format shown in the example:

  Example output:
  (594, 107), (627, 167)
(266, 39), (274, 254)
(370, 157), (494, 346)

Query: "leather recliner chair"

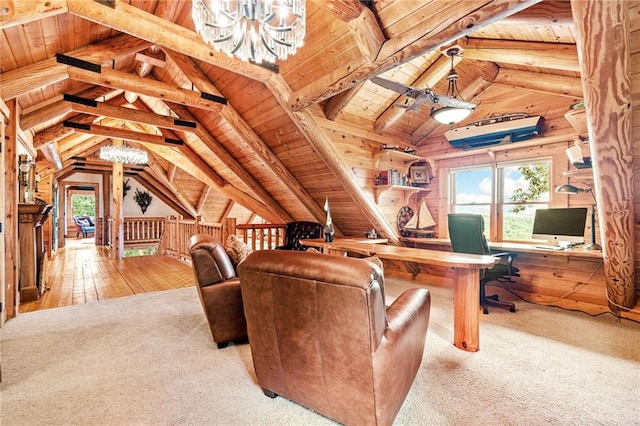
(188, 234), (247, 349)
(238, 250), (431, 426)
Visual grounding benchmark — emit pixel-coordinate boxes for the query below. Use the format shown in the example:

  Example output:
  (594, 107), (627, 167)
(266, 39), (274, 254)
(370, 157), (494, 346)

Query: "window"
(450, 160), (550, 242)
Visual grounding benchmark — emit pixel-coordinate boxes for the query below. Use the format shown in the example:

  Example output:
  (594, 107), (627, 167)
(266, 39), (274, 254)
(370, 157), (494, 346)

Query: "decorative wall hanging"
(134, 189), (152, 214)
(123, 179), (131, 198)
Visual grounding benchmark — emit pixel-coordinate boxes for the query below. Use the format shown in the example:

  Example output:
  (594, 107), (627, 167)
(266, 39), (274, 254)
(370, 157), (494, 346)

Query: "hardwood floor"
(19, 238), (195, 313)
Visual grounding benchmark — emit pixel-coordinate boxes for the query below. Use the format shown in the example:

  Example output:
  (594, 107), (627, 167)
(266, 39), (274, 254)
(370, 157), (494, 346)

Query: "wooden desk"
(402, 238), (603, 259)
(301, 238), (496, 352)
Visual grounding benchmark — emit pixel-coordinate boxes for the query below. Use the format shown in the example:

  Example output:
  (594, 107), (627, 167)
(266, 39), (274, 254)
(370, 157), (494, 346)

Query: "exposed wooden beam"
(462, 38), (579, 72)
(167, 164), (177, 183)
(501, 0), (574, 25)
(220, 200), (236, 222)
(153, 100), (294, 222)
(324, 83), (365, 120)
(0, 0), (67, 29)
(310, 0), (385, 62)
(62, 122), (185, 147)
(143, 151), (198, 218)
(21, 86), (119, 131)
(0, 33), (151, 101)
(493, 68), (584, 99)
(289, 0), (542, 110)
(571, 0), (635, 311)
(267, 76), (396, 242)
(164, 50), (313, 223)
(66, 0), (273, 82)
(67, 96), (198, 133)
(196, 186), (211, 216)
(66, 64), (226, 111)
(142, 142), (281, 223)
(41, 143), (64, 170)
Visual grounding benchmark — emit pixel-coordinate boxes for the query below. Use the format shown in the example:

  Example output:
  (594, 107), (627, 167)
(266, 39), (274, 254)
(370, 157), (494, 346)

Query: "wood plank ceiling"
(1, 0), (582, 241)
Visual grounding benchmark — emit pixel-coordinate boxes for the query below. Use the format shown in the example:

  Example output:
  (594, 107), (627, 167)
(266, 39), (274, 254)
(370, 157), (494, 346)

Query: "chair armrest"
(491, 251), (517, 275)
(384, 288), (431, 341)
(371, 288), (430, 416)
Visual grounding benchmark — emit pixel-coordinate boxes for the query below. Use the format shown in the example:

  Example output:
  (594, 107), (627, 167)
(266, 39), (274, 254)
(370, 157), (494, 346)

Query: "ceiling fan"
(370, 48), (477, 125)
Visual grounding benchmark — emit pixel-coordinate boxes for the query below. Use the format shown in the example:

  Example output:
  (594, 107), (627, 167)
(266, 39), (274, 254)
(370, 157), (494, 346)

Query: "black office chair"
(448, 213), (519, 314)
(275, 221), (324, 251)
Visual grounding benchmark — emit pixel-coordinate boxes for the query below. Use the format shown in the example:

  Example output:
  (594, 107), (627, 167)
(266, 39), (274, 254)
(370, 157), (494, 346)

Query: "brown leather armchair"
(188, 234), (247, 349)
(238, 250), (431, 426)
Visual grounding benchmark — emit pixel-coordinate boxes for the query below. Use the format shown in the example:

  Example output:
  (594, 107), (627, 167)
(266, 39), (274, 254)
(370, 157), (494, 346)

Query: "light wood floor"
(19, 238), (195, 313)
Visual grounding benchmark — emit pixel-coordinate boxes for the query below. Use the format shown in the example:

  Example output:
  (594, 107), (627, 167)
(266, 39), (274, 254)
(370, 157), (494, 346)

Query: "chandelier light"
(99, 145), (148, 165)
(430, 48), (475, 126)
(192, 0), (306, 64)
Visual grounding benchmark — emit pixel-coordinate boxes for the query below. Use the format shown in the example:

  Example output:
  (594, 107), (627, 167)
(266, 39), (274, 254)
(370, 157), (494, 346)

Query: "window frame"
(449, 157), (552, 242)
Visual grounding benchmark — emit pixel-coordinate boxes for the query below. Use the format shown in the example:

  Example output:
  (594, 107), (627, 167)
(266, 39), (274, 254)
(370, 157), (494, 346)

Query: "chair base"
(216, 337), (248, 349)
(262, 389), (277, 398)
(482, 293), (516, 315)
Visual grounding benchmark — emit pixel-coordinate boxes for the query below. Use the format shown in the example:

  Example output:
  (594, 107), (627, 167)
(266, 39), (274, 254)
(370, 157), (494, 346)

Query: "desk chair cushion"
(448, 213), (519, 313)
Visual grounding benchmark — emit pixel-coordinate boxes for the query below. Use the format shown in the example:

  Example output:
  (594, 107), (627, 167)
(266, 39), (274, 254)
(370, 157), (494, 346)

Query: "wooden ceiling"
(1, 0), (589, 239)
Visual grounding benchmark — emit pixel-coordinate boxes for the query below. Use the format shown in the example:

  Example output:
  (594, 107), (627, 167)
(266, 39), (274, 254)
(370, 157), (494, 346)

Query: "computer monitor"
(531, 207), (588, 244)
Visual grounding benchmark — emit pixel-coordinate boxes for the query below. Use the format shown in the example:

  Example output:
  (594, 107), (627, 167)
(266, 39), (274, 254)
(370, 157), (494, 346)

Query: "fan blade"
(407, 92), (437, 111)
(370, 76), (420, 98)
(433, 94), (476, 109)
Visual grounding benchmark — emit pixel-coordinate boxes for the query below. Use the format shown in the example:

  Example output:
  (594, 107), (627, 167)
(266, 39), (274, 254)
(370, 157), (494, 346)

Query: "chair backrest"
(238, 251), (387, 420)
(448, 213), (491, 256)
(188, 234), (237, 288)
(283, 221), (323, 250)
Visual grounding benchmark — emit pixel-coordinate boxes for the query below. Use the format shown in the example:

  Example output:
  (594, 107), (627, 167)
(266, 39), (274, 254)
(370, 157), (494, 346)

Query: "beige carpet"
(2, 278), (639, 425)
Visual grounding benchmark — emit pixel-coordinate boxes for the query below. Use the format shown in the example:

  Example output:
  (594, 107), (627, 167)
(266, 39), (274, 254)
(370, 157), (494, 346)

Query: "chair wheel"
(509, 307), (516, 313)
(262, 389), (277, 398)
(483, 308), (489, 315)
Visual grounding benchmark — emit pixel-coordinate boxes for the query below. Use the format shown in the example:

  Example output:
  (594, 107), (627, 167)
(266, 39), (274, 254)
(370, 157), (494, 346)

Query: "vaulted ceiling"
(1, 0), (586, 240)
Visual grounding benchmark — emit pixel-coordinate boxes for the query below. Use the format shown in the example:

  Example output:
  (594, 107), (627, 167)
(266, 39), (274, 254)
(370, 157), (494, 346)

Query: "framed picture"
(410, 166), (430, 185)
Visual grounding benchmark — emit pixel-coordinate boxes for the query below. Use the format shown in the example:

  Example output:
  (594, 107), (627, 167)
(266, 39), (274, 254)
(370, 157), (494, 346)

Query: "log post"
(111, 139), (124, 260)
(571, 0), (635, 311)
(3, 99), (19, 319)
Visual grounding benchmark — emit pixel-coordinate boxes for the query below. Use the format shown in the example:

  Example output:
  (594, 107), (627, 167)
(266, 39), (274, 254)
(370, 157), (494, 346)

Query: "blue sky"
(454, 166), (550, 205)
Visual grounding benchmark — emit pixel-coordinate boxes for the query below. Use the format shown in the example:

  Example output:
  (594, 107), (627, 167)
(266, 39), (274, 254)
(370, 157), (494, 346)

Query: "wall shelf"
(373, 150), (423, 175)
(373, 185), (430, 203)
(563, 168), (593, 180)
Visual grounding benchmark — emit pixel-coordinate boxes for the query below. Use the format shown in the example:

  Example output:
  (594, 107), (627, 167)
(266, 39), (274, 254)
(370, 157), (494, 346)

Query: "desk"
(301, 238), (496, 352)
(402, 238), (603, 259)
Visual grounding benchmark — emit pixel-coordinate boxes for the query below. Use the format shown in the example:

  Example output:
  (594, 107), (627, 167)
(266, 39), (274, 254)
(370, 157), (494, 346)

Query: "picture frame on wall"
(410, 166), (430, 186)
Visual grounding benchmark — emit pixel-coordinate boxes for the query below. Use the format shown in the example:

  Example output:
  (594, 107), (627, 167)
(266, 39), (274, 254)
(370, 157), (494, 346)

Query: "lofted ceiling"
(1, 0), (585, 241)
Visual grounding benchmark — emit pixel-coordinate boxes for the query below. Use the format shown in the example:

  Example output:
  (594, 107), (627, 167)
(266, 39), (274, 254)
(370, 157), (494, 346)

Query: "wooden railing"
(237, 223), (286, 251)
(160, 217), (223, 261)
(105, 215), (288, 261)
(104, 216), (165, 248)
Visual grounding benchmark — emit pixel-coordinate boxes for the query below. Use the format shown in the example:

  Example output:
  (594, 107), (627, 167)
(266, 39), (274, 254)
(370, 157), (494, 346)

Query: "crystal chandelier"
(192, 0), (306, 64)
(99, 145), (148, 165)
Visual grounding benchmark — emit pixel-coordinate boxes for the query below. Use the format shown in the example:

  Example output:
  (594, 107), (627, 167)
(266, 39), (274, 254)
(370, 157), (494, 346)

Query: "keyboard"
(534, 245), (564, 250)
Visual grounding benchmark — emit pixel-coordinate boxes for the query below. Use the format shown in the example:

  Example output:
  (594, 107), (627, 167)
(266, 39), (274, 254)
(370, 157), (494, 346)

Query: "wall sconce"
(555, 184), (602, 250)
(18, 154), (33, 203)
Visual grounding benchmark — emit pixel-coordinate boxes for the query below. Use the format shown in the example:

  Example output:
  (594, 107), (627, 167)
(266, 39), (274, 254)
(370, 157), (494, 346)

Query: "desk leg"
(327, 248), (347, 256)
(452, 268), (480, 352)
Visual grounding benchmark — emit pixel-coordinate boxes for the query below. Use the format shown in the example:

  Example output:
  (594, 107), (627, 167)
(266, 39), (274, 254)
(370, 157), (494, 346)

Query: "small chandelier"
(192, 0), (306, 64)
(99, 145), (148, 165)
(430, 48), (475, 126)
